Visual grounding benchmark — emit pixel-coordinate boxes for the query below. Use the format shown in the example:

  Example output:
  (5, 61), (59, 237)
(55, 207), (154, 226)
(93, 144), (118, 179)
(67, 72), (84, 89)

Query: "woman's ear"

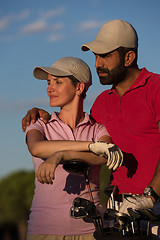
(76, 81), (85, 96)
(124, 51), (136, 67)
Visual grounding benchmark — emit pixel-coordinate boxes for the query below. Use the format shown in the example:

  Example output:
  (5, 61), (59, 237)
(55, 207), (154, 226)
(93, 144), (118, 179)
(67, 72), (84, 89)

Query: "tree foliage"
(0, 170), (35, 224)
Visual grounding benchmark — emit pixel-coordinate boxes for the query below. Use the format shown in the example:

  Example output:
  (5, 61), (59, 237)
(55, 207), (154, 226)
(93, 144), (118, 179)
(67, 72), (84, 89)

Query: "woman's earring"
(78, 93), (81, 96)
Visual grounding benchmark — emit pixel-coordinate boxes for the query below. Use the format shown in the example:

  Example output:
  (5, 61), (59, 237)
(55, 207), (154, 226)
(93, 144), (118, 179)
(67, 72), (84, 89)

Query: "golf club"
(115, 211), (133, 236)
(128, 208), (141, 236)
(63, 160), (103, 237)
(127, 208), (159, 237)
(104, 185), (118, 210)
(63, 160), (94, 202)
(104, 208), (118, 221)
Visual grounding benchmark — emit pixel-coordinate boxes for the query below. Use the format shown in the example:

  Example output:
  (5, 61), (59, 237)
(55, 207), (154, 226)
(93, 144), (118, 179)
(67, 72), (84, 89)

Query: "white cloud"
(50, 22), (63, 31)
(0, 7), (64, 33)
(20, 20), (48, 34)
(20, 7), (65, 35)
(20, 20), (63, 34)
(15, 9), (31, 21)
(0, 7), (65, 42)
(48, 33), (64, 42)
(0, 17), (9, 30)
(39, 7), (66, 20)
(0, 9), (31, 31)
(78, 20), (104, 31)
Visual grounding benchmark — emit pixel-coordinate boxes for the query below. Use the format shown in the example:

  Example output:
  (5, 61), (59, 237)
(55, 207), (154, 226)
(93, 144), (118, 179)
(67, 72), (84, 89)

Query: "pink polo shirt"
(25, 112), (109, 235)
(91, 68), (160, 194)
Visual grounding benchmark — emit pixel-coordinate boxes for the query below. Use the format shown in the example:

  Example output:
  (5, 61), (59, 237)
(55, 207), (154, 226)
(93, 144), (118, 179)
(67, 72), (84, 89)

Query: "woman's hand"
(36, 151), (63, 184)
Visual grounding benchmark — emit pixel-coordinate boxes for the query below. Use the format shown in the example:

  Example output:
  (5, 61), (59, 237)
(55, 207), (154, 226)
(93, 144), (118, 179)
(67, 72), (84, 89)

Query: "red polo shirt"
(91, 68), (160, 194)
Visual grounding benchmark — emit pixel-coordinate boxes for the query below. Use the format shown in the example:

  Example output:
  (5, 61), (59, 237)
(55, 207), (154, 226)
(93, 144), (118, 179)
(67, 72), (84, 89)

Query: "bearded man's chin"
(99, 76), (112, 85)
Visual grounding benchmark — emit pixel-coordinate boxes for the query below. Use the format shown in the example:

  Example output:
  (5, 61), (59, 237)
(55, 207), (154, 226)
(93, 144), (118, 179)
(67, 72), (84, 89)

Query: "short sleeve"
(25, 118), (45, 140)
(94, 123), (110, 141)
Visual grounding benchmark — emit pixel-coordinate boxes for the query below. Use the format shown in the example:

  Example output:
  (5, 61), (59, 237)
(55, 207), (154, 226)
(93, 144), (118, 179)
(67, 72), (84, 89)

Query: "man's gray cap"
(81, 19), (138, 54)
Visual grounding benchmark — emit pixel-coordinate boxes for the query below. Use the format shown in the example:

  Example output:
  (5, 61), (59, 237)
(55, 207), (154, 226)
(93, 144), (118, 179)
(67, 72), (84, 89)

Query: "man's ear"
(124, 51), (136, 67)
(76, 81), (85, 95)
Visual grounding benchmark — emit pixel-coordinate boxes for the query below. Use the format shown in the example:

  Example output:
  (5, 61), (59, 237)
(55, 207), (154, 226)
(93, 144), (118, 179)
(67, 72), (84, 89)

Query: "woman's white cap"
(33, 57), (92, 91)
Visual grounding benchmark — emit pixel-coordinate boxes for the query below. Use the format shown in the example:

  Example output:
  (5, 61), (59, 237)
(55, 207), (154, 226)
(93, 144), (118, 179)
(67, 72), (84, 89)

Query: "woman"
(25, 57), (121, 240)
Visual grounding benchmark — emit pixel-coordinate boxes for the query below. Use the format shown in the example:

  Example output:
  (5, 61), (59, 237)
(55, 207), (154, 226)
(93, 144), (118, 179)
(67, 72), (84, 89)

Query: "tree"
(0, 170), (34, 224)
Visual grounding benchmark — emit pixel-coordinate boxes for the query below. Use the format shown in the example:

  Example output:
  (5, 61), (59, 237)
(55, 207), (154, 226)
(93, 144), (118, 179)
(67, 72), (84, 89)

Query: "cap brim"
(33, 67), (72, 80)
(81, 40), (119, 54)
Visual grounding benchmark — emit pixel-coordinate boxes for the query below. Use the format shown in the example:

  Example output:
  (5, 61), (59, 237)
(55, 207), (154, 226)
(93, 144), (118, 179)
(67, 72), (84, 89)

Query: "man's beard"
(97, 61), (128, 86)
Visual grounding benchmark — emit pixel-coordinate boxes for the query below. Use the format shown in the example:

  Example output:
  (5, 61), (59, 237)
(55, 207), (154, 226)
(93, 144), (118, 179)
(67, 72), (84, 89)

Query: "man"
(22, 20), (160, 238)
(81, 19), (160, 196)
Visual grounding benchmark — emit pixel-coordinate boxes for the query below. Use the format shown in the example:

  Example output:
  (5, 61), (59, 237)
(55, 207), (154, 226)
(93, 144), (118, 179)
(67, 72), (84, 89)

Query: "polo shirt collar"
(49, 111), (92, 125)
(108, 68), (152, 95)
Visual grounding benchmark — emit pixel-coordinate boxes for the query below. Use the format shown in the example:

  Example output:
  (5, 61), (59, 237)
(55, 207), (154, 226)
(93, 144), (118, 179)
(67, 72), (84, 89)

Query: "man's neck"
(114, 68), (141, 97)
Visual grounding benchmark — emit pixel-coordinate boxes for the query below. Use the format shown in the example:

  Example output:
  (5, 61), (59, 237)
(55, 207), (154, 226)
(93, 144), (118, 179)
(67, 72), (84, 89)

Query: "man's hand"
(119, 195), (154, 215)
(22, 107), (51, 132)
(89, 141), (123, 170)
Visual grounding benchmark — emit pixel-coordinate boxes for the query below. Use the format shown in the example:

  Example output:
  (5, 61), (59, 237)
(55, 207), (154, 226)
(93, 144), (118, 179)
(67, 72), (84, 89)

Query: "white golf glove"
(119, 195), (154, 215)
(89, 141), (123, 171)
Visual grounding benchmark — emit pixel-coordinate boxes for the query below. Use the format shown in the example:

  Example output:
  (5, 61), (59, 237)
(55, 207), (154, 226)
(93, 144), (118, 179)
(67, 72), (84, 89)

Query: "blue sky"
(1, 0), (160, 179)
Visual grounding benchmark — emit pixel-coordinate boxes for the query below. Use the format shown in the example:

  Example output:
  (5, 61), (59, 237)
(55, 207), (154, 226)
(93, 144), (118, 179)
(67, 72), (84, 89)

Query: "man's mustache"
(97, 67), (109, 74)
